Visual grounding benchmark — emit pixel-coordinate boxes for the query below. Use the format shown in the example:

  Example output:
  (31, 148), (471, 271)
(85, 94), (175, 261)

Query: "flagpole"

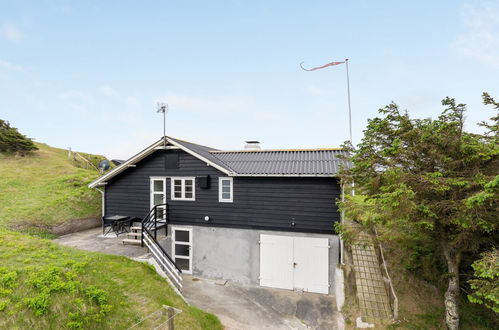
(345, 58), (352, 143)
(299, 58), (352, 142)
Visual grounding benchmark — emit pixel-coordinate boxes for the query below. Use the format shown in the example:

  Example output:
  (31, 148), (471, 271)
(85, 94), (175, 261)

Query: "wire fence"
(374, 229), (399, 320)
(127, 305), (183, 330)
(67, 147), (100, 172)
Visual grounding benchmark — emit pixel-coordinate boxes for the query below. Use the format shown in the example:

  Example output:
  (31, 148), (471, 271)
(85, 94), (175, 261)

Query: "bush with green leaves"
(0, 119), (38, 154)
(22, 260), (112, 323)
(468, 249), (499, 313)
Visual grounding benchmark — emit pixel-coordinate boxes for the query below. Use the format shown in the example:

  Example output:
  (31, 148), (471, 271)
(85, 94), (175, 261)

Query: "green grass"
(0, 144), (222, 329)
(0, 229), (222, 329)
(0, 143), (101, 230)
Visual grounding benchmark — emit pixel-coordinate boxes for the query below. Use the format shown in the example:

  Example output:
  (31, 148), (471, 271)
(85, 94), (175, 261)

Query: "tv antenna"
(157, 102), (168, 147)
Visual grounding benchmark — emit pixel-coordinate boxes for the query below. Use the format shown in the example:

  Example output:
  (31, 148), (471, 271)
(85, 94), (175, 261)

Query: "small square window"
(154, 194), (163, 205)
(153, 180), (164, 192)
(175, 230), (190, 242)
(219, 177), (233, 202)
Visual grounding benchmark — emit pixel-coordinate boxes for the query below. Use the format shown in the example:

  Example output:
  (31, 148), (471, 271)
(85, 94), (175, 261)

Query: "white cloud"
(125, 97), (140, 106)
(157, 91), (298, 127)
(452, 2), (499, 69)
(99, 85), (119, 97)
(161, 92), (249, 115)
(305, 84), (329, 96)
(0, 59), (23, 71)
(398, 91), (441, 109)
(57, 90), (93, 102)
(103, 132), (159, 159)
(1, 23), (22, 42)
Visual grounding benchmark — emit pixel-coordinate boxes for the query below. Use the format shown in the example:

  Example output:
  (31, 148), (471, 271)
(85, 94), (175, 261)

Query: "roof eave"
(88, 138), (165, 188)
(88, 137), (234, 189)
(229, 173), (338, 177)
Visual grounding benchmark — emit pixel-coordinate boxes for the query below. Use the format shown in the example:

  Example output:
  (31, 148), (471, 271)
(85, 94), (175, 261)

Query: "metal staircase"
(132, 204), (183, 291)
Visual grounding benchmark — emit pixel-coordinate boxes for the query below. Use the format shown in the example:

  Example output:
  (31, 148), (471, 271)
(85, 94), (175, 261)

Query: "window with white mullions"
(150, 177), (167, 220)
(172, 227), (192, 274)
(219, 177), (233, 202)
(171, 177), (195, 201)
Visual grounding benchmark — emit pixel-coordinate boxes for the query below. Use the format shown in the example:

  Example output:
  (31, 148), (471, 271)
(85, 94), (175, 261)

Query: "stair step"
(122, 238), (141, 246)
(130, 226), (142, 231)
(127, 232), (142, 237)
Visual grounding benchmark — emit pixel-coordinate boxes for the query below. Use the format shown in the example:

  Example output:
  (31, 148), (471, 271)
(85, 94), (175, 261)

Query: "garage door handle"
(293, 262), (297, 268)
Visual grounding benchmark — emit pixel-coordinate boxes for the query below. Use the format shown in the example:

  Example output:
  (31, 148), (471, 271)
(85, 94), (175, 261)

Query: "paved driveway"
(182, 275), (342, 330)
(54, 228), (343, 329)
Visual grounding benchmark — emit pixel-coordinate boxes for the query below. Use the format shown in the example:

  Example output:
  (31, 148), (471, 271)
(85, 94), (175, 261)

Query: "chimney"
(244, 141), (261, 150)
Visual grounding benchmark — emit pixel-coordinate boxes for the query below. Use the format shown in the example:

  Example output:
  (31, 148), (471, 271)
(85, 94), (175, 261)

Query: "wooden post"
(168, 307), (174, 330)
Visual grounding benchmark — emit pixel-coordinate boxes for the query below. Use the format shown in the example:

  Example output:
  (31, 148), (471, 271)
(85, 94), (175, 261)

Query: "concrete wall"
(160, 225), (340, 294)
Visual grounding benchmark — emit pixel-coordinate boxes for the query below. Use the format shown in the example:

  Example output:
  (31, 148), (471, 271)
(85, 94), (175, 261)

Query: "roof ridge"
(167, 136), (220, 151)
(211, 148), (344, 153)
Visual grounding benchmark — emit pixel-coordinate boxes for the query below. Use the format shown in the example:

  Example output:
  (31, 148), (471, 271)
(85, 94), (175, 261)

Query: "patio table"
(103, 215), (132, 236)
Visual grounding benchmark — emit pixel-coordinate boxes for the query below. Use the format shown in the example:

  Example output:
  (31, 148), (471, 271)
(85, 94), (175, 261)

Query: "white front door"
(172, 227), (192, 274)
(293, 236), (330, 294)
(150, 177), (166, 220)
(259, 234), (330, 294)
(259, 234), (294, 290)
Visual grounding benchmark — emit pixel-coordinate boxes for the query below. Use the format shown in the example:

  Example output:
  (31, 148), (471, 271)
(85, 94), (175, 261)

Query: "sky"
(1, 0), (498, 159)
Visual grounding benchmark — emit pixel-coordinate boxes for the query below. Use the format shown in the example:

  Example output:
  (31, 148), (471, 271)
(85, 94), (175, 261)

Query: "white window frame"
(171, 226), (193, 274)
(150, 177), (167, 220)
(170, 177), (196, 201)
(150, 177), (167, 209)
(219, 177), (233, 203)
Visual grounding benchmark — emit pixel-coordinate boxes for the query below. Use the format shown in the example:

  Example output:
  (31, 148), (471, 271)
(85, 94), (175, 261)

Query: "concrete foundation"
(160, 225), (340, 294)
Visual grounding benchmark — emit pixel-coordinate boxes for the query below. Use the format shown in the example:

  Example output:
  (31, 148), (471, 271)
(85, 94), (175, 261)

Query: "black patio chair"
(102, 216), (114, 235)
(102, 215), (133, 236)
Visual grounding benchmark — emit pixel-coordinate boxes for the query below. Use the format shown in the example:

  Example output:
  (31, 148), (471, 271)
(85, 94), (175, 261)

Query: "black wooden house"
(89, 137), (346, 294)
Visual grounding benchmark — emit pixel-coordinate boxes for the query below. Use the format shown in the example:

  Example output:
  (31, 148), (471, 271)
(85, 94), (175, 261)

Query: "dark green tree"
(340, 94), (498, 329)
(0, 120), (38, 154)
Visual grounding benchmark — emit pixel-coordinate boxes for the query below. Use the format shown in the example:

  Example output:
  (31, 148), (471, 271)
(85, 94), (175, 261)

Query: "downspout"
(96, 187), (105, 232)
(340, 183), (345, 265)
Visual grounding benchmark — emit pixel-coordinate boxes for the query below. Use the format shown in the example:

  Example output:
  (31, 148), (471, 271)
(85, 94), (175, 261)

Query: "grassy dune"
(0, 144), (222, 329)
(0, 143), (101, 231)
(0, 229), (221, 329)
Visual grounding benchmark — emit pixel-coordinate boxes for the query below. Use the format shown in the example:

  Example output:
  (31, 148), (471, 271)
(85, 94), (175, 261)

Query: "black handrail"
(140, 203), (182, 273)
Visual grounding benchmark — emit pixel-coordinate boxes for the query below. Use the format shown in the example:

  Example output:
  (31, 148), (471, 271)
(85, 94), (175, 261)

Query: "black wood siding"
(105, 150), (340, 234)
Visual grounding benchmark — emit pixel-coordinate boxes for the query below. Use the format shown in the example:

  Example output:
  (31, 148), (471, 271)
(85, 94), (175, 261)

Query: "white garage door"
(259, 234), (330, 294)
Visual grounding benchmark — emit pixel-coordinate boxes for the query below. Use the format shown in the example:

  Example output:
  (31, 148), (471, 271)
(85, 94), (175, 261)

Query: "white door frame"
(150, 177), (167, 220)
(292, 236), (330, 294)
(259, 234), (330, 294)
(171, 226), (193, 274)
(259, 234), (294, 290)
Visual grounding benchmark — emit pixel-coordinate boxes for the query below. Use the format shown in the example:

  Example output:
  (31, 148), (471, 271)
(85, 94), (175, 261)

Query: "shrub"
(24, 292), (50, 316)
(0, 299), (10, 312)
(0, 268), (18, 288)
(0, 119), (38, 154)
(468, 249), (499, 313)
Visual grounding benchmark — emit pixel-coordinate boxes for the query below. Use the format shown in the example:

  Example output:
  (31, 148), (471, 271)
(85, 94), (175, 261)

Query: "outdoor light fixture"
(204, 216), (210, 221)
